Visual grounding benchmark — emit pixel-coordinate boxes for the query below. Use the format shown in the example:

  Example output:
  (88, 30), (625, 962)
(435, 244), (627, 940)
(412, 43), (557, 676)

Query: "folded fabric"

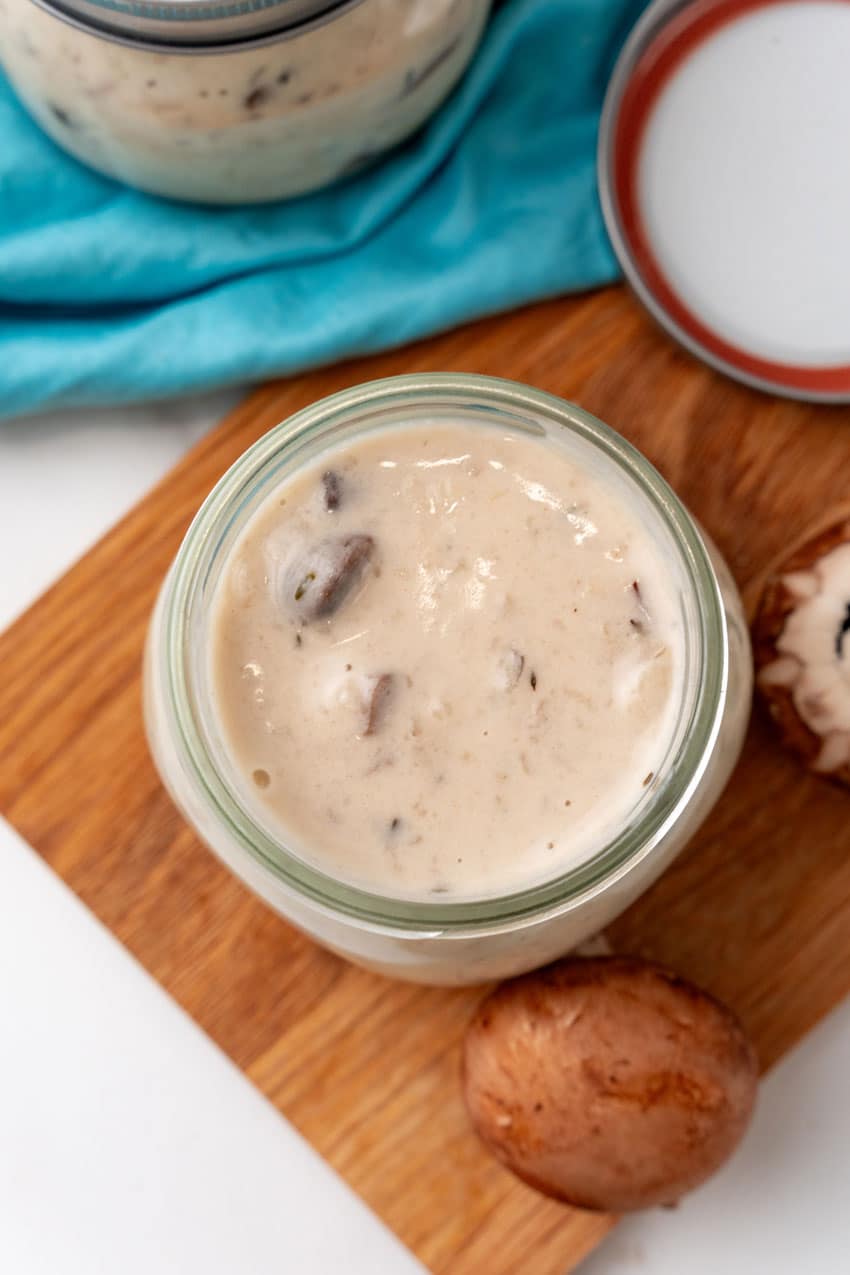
(0, 0), (644, 421)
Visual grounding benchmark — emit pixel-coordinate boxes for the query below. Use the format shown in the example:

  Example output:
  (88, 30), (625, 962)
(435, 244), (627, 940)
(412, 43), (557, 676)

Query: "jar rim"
(29, 0), (366, 51)
(161, 373), (728, 933)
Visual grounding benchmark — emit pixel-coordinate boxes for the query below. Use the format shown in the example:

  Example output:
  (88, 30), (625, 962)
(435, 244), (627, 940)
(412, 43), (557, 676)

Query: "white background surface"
(1, 394), (848, 1272)
(0, 825), (425, 1275)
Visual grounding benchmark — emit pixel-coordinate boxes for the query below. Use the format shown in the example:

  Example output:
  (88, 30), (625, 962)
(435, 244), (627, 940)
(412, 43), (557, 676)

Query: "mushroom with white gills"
(754, 517), (850, 785)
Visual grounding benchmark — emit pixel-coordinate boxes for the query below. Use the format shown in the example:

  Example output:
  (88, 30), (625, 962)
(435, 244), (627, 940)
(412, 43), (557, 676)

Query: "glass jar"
(0, 0), (491, 203)
(144, 374), (752, 985)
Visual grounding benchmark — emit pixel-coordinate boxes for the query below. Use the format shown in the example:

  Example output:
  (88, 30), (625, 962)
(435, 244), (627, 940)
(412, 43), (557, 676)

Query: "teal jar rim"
(162, 373), (728, 933)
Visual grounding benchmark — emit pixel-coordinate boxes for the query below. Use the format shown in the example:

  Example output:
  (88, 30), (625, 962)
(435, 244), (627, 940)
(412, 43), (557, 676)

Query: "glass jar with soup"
(144, 374), (752, 984)
(0, 0), (491, 203)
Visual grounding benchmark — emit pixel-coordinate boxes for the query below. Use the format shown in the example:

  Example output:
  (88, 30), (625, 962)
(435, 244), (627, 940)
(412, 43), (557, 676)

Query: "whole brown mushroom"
(462, 956), (758, 1213)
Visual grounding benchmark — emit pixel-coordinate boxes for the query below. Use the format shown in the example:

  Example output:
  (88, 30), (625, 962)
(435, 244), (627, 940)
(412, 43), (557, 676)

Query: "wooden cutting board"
(2, 287), (850, 1274)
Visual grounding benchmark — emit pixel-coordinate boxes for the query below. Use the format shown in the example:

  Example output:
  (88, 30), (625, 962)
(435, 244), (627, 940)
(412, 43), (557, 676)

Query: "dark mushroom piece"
(322, 470), (342, 512)
(281, 533), (375, 623)
(362, 673), (394, 737)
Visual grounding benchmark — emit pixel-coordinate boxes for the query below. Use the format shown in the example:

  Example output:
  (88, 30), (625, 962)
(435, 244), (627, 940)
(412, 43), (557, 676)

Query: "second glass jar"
(0, 0), (492, 203)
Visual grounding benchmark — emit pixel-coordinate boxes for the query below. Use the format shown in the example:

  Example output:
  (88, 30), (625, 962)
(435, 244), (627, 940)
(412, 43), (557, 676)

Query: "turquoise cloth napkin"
(0, 0), (642, 420)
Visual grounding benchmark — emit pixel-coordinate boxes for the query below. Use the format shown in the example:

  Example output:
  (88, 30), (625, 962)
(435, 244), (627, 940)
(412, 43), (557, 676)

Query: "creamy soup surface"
(209, 422), (684, 899)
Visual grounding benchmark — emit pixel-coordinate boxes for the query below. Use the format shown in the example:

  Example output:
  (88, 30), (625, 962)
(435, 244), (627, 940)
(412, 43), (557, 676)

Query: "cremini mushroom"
(462, 956), (758, 1213)
(754, 516), (850, 785)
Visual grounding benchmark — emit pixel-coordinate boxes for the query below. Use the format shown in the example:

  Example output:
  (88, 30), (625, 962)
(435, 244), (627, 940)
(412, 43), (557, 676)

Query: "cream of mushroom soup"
(208, 421), (685, 899)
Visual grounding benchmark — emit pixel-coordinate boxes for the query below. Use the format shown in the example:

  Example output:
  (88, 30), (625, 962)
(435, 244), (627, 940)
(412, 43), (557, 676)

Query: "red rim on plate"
(598, 0), (850, 401)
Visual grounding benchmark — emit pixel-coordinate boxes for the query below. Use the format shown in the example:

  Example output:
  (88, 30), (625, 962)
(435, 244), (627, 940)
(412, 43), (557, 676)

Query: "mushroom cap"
(462, 956), (758, 1213)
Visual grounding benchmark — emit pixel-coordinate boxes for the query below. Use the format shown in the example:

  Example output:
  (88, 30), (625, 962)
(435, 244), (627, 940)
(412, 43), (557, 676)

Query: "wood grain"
(2, 286), (850, 1273)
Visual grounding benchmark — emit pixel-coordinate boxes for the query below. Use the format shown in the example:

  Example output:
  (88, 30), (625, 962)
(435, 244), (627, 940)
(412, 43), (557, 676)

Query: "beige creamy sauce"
(209, 423), (684, 898)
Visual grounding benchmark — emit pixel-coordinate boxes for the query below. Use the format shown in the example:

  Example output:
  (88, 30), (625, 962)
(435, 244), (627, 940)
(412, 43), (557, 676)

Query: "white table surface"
(1, 395), (847, 1272)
